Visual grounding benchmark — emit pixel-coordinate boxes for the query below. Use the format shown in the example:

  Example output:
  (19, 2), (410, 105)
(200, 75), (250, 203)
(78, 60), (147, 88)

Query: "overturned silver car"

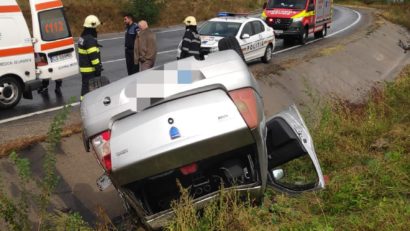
(81, 50), (325, 229)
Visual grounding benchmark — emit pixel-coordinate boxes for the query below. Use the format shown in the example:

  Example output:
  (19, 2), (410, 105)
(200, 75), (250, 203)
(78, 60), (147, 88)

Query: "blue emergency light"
(217, 12), (248, 17)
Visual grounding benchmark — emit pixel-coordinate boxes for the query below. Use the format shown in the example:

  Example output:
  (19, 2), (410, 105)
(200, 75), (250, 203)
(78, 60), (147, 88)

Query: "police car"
(178, 12), (275, 63)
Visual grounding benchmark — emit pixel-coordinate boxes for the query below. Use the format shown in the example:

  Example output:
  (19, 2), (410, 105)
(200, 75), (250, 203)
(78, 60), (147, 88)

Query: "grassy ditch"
(166, 66), (410, 230)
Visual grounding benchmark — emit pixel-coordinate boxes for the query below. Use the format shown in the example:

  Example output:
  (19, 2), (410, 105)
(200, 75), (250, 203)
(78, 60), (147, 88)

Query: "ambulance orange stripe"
(35, 0), (63, 11)
(0, 46), (33, 57)
(41, 38), (74, 51)
(0, 5), (21, 13)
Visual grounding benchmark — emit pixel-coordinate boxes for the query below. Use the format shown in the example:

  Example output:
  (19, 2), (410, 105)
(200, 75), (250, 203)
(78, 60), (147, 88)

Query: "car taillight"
(229, 88), (259, 129)
(180, 163), (198, 175)
(91, 130), (112, 172)
(35, 53), (48, 67)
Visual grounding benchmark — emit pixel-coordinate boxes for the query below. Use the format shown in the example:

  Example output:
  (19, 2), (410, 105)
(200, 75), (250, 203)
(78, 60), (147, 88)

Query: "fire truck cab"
(262, 0), (332, 44)
(0, 0), (78, 109)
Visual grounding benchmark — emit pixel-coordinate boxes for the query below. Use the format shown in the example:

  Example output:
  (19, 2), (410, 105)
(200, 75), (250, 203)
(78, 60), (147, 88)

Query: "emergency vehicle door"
(265, 104), (325, 193)
(239, 22), (258, 60)
(29, 0), (78, 80)
(0, 0), (35, 78)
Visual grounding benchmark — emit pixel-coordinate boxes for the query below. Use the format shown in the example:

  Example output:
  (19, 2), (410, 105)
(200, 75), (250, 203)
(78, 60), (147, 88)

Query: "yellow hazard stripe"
(78, 47), (99, 54)
(80, 67), (95, 73)
(91, 59), (100, 65)
(261, 10), (267, 20)
(291, 10), (315, 19)
(87, 47), (99, 54)
(78, 48), (87, 54)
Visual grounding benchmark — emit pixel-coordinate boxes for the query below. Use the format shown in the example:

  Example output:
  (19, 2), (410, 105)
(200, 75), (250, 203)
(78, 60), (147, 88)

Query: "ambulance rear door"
(0, 0), (35, 81)
(29, 0), (78, 80)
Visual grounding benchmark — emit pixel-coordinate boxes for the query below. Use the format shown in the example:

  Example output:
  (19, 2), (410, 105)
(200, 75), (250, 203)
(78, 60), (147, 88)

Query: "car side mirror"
(272, 169), (284, 180)
(241, 33), (250, 39)
(263, 2), (267, 9)
(308, 4), (315, 11)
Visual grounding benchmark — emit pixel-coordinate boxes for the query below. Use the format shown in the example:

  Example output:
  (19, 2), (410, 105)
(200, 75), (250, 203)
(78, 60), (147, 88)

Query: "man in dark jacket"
(78, 15), (103, 99)
(124, 14), (139, 75)
(180, 16), (202, 59)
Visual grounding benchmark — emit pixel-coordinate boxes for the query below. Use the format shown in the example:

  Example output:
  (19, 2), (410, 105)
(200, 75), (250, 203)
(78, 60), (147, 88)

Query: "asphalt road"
(0, 6), (361, 121)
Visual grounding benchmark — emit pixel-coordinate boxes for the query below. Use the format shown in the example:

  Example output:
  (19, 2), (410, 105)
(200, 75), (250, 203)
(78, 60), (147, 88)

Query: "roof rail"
(217, 12), (248, 17)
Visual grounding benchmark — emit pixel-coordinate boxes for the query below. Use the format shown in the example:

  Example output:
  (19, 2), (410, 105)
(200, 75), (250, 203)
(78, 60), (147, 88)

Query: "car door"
(250, 20), (267, 59)
(265, 104), (325, 193)
(238, 22), (257, 61)
(29, 0), (78, 81)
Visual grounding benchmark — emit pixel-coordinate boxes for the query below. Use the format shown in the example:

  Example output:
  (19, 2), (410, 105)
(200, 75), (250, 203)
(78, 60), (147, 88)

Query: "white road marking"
(2, 8), (362, 124)
(0, 102), (81, 125)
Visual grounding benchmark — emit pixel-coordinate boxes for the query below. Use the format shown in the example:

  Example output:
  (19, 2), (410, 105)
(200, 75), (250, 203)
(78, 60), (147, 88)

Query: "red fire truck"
(262, 0), (332, 44)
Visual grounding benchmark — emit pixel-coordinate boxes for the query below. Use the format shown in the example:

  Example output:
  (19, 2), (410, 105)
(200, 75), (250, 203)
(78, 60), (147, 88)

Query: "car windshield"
(199, 21), (241, 37)
(267, 0), (307, 9)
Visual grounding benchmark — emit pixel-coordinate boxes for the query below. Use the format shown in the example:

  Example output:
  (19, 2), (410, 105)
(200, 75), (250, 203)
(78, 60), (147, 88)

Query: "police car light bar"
(217, 12), (248, 17)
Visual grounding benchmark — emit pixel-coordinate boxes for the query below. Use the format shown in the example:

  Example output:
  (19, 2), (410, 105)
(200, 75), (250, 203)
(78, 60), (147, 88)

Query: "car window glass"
(199, 21), (241, 37)
(241, 22), (253, 37)
(39, 8), (71, 41)
(252, 21), (264, 34)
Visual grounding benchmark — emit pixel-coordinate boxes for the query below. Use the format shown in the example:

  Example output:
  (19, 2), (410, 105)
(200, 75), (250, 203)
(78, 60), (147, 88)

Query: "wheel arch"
(1, 73), (25, 89)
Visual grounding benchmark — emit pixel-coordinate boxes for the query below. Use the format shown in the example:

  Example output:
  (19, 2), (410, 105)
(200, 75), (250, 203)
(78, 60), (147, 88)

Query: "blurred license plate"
(51, 53), (72, 63)
(275, 30), (283, 35)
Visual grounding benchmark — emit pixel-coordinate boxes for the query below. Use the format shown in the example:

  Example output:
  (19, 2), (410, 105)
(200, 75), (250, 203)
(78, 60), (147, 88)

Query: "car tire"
(0, 76), (22, 109)
(218, 36), (245, 61)
(314, 24), (327, 39)
(298, 26), (309, 45)
(262, 45), (273, 63)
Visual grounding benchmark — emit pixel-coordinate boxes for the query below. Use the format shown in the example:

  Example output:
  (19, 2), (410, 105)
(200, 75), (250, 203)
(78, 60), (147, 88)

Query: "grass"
(166, 65), (410, 230)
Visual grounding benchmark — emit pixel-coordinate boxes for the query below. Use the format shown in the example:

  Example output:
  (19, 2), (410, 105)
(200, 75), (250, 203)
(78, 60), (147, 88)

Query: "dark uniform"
(78, 32), (102, 97)
(180, 25), (201, 59)
(125, 22), (139, 75)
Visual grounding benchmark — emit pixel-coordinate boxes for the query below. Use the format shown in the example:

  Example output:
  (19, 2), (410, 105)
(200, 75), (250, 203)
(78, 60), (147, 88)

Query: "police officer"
(180, 16), (202, 59)
(78, 15), (103, 99)
(124, 14), (139, 75)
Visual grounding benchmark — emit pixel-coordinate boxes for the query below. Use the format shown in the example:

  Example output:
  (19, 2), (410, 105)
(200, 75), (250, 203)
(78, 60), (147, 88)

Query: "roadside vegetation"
(165, 65), (410, 231)
(335, 0), (410, 30)
(17, 0), (260, 36)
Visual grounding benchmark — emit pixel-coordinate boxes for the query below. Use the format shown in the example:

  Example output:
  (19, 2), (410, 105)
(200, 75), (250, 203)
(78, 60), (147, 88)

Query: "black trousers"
(125, 48), (139, 75)
(81, 72), (95, 97)
(41, 79), (62, 89)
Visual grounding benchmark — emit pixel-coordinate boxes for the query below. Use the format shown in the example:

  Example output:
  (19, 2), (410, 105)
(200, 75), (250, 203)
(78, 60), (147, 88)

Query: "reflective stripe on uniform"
(78, 48), (87, 54)
(91, 59), (100, 65)
(78, 47), (99, 55)
(87, 47), (99, 54)
(80, 67), (95, 73)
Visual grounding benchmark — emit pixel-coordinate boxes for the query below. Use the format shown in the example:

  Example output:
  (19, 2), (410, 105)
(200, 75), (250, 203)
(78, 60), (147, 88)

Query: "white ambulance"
(0, 0), (78, 109)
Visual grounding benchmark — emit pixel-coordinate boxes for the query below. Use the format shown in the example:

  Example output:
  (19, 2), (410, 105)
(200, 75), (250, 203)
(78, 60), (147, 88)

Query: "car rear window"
(38, 8), (71, 41)
(199, 21), (241, 37)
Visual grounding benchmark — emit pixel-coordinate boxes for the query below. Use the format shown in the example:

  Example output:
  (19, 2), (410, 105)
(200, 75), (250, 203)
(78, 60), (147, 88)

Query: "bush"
(128, 0), (162, 25)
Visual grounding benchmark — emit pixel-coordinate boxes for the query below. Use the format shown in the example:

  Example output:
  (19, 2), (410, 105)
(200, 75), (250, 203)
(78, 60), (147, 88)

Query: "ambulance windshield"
(39, 8), (71, 41)
(267, 0), (307, 9)
(199, 21), (241, 37)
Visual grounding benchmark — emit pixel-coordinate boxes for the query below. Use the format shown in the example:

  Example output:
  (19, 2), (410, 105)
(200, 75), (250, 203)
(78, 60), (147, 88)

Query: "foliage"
(0, 102), (92, 230)
(166, 66), (410, 230)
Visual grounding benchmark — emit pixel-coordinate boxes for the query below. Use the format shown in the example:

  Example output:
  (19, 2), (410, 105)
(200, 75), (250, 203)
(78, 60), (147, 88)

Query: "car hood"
(200, 35), (224, 47)
(81, 50), (261, 138)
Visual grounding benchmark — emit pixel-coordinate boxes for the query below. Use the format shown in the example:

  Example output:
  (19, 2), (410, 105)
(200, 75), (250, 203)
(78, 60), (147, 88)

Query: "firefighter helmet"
(83, 15), (101, 28)
(183, 16), (197, 26)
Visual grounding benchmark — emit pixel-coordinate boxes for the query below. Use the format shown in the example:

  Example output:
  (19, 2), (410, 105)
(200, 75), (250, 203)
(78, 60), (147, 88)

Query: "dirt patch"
(0, 123), (82, 157)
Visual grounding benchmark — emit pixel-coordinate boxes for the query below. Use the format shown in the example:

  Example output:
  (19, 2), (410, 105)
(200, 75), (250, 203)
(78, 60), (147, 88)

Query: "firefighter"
(78, 15), (103, 99)
(179, 16), (202, 60)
